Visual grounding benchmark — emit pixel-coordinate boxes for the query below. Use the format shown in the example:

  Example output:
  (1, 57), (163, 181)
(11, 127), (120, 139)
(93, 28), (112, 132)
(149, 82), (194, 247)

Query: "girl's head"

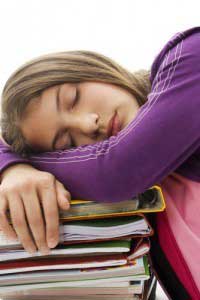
(1, 50), (151, 157)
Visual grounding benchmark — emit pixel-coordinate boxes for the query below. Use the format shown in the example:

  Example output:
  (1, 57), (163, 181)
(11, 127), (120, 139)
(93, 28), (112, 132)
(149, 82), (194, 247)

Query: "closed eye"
(72, 87), (80, 108)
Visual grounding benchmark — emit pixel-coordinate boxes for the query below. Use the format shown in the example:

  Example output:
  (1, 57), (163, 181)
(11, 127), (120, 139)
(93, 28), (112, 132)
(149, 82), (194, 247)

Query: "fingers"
(38, 177), (59, 249)
(0, 196), (18, 240)
(7, 192), (37, 254)
(21, 189), (50, 255)
(55, 180), (71, 211)
(0, 171), (71, 254)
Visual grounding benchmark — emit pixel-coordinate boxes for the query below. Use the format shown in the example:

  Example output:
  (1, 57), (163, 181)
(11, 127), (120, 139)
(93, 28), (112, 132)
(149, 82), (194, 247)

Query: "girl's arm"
(0, 134), (34, 182)
(1, 32), (200, 202)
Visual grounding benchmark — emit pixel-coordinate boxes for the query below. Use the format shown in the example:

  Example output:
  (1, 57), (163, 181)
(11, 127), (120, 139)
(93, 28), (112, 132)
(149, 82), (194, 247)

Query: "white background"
(0, 0), (199, 94)
(0, 1), (199, 298)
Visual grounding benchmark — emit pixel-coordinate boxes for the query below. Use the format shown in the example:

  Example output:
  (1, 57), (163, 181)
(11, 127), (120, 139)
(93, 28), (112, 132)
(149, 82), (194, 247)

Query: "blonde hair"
(0, 50), (151, 157)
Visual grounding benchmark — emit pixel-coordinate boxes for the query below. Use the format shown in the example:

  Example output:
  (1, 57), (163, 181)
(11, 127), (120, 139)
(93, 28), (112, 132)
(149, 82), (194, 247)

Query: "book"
(0, 256), (149, 287)
(5, 185), (165, 223)
(59, 215), (153, 243)
(128, 238), (150, 261)
(0, 238), (150, 267)
(0, 254), (128, 275)
(0, 275), (149, 292)
(0, 215), (153, 249)
(59, 185), (165, 221)
(22, 281), (144, 295)
(0, 293), (142, 300)
(0, 239), (131, 262)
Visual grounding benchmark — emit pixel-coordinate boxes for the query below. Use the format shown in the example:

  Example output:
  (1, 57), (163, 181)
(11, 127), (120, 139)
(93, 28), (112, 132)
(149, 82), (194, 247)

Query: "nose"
(66, 112), (99, 137)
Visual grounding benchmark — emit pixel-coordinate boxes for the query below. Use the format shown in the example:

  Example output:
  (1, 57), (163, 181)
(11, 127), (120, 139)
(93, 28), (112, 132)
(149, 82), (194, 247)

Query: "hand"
(0, 164), (71, 254)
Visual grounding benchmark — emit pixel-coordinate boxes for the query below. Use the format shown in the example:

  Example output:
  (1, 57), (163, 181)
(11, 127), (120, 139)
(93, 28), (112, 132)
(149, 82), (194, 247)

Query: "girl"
(0, 27), (200, 299)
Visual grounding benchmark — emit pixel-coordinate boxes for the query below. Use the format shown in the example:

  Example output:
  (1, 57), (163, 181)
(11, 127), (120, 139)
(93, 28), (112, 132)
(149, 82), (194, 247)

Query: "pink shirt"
(160, 173), (200, 292)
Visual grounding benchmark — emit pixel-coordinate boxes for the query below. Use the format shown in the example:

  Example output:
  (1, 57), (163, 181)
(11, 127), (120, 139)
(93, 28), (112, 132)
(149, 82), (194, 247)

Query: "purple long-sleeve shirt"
(0, 27), (200, 202)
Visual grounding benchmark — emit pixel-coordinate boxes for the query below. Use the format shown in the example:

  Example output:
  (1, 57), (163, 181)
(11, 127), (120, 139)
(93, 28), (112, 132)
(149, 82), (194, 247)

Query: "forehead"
(22, 85), (57, 117)
(20, 86), (58, 151)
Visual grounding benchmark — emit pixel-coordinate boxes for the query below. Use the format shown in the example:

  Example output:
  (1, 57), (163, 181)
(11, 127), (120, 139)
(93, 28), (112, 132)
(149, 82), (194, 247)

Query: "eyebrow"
(51, 86), (62, 150)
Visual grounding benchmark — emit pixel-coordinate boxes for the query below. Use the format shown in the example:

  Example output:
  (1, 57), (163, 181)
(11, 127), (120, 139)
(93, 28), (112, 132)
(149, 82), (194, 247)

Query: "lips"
(107, 112), (121, 137)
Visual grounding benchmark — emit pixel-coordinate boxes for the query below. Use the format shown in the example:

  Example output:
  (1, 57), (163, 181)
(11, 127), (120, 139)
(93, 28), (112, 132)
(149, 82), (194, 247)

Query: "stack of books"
(0, 185), (165, 300)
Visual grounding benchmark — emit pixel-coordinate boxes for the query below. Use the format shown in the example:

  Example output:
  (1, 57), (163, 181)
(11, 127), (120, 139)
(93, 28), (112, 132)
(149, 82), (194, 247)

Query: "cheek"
(93, 93), (116, 110)
(84, 97), (110, 112)
(81, 83), (121, 113)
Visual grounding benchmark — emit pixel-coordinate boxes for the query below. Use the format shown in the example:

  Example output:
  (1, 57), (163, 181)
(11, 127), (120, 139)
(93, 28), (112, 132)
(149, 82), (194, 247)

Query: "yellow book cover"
(59, 185), (166, 222)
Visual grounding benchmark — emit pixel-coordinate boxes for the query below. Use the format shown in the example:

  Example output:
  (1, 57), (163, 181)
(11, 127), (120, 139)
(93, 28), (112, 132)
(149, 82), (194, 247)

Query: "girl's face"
(20, 82), (140, 152)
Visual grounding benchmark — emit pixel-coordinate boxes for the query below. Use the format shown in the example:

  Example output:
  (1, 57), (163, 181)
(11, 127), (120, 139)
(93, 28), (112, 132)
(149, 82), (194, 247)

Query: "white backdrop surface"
(0, 0), (199, 93)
